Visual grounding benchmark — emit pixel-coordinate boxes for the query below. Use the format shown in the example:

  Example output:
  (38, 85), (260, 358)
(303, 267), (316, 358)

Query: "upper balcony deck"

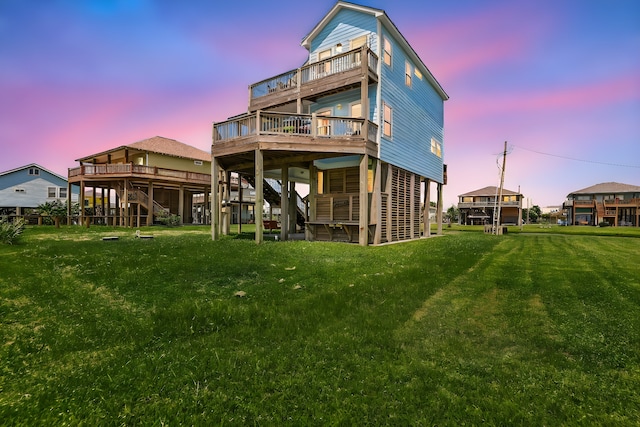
(248, 46), (378, 111)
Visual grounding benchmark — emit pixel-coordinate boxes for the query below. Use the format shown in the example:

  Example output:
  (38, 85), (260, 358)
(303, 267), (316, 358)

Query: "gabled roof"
(568, 182), (640, 196)
(76, 136), (210, 163)
(459, 186), (521, 197)
(0, 163), (67, 182)
(301, 1), (448, 101)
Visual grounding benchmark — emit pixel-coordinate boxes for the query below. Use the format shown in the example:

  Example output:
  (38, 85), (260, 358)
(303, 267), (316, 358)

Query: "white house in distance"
(0, 163), (78, 220)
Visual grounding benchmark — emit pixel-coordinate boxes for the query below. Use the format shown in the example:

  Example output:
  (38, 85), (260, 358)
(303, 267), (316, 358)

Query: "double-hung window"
(405, 61), (412, 87)
(383, 36), (392, 66)
(383, 103), (392, 138)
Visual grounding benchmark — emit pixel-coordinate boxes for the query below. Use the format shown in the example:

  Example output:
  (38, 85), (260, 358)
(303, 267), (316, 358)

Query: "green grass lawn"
(1, 225), (639, 425)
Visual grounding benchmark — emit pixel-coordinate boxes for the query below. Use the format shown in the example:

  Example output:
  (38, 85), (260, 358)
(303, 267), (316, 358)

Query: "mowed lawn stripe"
(394, 234), (640, 425)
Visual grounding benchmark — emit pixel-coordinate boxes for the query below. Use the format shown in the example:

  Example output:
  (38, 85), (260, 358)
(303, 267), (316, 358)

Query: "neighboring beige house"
(68, 136), (211, 227)
(458, 186), (523, 225)
(564, 182), (640, 226)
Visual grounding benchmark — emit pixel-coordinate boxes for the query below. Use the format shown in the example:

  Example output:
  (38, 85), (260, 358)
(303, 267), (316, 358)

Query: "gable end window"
(351, 34), (367, 50)
(383, 103), (393, 138)
(383, 36), (392, 67)
(29, 168), (40, 176)
(405, 61), (412, 87)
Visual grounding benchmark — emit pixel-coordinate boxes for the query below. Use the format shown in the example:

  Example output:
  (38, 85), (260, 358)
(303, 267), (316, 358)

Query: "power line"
(513, 145), (640, 169)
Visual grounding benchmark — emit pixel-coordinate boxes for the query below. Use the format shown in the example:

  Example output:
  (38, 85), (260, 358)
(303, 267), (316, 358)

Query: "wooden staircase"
(244, 176), (307, 227)
(115, 182), (168, 216)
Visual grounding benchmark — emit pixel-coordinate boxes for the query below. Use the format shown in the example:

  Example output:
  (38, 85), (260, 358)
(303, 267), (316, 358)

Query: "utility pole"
(493, 141), (508, 235)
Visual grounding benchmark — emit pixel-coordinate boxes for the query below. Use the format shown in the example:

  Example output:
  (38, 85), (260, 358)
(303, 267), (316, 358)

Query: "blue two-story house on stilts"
(212, 1), (448, 245)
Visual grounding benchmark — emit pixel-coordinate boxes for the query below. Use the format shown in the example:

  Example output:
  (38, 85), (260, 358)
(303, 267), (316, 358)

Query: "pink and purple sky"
(1, 0), (639, 208)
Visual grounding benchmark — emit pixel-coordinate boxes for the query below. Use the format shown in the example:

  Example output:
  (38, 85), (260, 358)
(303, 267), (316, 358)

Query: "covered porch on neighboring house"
(67, 137), (212, 227)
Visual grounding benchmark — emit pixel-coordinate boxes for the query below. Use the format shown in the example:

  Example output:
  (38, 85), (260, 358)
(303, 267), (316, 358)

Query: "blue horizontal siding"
(310, 9), (378, 62)
(378, 26), (444, 182)
(311, 87), (377, 120)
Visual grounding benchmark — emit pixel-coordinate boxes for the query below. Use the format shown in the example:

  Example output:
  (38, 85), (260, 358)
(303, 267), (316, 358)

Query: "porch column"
(123, 179), (129, 227)
(238, 175), (243, 233)
(255, 149), (264, 244)
(280, 165), (289, 241)
(67, 180), (72, 225)
(80, 180), (85, 227)
(178, 185), (184, 225)
(410, 174), (416, 238)
(307, 163), (317, 241)
(222, 171), (231, 234)
(289, 181), (296, 234)
(360, 45), (369, 120)
(424, 179), (431, 237)
(147, 181), (154, 226)
(372, 159), (382, 244)
(359, 154), (369, 246)
(91, 186), (96, 226)
(100, 188), (105, 224)
(437, 182), (444, 235)
(106, 184), (112, 226)
(211, 157), (220, 240)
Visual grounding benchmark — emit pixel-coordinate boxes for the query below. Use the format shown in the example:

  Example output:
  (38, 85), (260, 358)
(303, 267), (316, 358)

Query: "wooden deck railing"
(249, 46), (378, 100)
(213, 111), (377, 144)
(69, 163), (210, 185)
(458, 201), (521, 209)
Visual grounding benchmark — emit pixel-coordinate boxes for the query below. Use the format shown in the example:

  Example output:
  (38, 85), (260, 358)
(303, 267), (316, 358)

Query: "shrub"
(157, 211), (181, 227)
(599, 221), (611, 227)
(0, 217), (26, 244)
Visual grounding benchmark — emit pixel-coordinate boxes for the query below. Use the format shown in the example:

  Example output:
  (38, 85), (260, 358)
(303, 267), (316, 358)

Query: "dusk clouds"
(1, 0), (638, 208)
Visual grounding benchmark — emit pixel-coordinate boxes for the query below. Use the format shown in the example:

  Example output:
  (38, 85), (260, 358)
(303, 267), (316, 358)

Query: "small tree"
(37, 200), (79, 227)
(446, 205), (459, 224)
(0, 218), (26, 244)
(523, 205), (542, 224)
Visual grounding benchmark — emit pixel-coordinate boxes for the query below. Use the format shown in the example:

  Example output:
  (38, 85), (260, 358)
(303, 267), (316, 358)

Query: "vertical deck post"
(67, 180), (72, 225)
(79, 180), (85, 227)
(307, 163), (317, 241)
(238, 174), (243, 234)
(255, 149), (264, 244)
(359, 154), (369, 246)
(281, 165), (289, 241)
(437, 182), (444, 235)
(372, 159), (382, 244)
(211, 157), (220, 240)
(178, 185), (184, 225)
(147, 181), (154, 226)
(123, 179), (129, 228)
(424, 179), (431, 237)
